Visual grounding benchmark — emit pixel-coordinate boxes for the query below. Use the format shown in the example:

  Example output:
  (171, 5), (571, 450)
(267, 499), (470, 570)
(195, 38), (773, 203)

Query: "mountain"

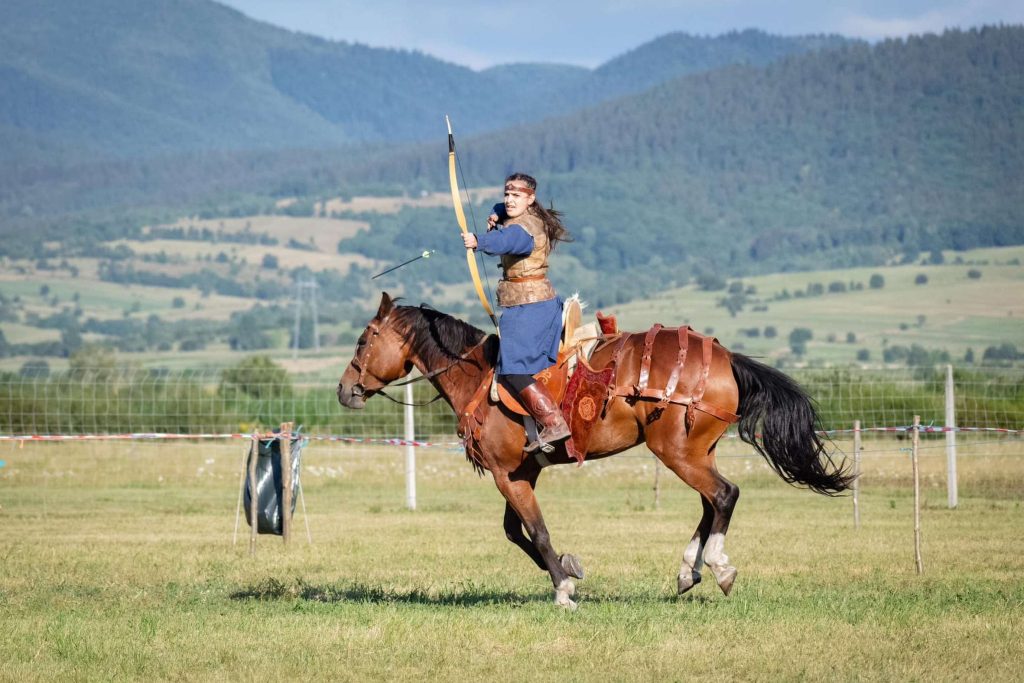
(0, 0), (848, 166)
(331, 26), (1024, 300)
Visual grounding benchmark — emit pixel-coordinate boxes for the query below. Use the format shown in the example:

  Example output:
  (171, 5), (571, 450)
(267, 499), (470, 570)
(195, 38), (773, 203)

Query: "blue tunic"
(476, 225), (562, 375)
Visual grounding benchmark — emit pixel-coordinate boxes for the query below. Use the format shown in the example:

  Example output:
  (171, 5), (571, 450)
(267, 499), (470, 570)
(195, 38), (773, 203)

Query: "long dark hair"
(506, 172), (572, 250)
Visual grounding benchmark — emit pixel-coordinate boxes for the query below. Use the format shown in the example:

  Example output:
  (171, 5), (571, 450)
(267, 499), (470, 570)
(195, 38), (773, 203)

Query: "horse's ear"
(376, 291), (394, 319)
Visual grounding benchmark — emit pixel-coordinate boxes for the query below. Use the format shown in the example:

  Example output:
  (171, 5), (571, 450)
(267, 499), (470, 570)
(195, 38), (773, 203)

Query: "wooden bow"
(447, 115), (499, 331)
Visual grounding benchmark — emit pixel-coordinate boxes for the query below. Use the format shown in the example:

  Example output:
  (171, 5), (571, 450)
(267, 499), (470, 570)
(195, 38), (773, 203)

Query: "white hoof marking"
(555, 578), (577, 609)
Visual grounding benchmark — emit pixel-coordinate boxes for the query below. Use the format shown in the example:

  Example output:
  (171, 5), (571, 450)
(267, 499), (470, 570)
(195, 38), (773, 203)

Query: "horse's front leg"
(493, 470), (577, 609)
(503, 494), (586, 579)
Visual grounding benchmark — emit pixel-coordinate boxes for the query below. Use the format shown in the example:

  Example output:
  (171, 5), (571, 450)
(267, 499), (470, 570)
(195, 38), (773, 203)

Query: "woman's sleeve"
(476, 225), (534, 256)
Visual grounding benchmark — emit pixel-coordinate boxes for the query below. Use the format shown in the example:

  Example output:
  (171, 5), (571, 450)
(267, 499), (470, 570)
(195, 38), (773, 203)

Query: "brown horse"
(337, 293), (851, 608)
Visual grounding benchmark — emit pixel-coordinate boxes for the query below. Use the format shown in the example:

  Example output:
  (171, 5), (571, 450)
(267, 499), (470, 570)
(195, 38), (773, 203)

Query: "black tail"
(731, 353), (853, 495)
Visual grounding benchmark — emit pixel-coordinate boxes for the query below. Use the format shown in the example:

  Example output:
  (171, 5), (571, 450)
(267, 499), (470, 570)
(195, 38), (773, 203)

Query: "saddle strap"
(656, 326), (690, 409)
(605, 331), (634, 403)
(605, 326), (739, 425)
(636, 323), (663, 393)
(686, 335), (715, 431)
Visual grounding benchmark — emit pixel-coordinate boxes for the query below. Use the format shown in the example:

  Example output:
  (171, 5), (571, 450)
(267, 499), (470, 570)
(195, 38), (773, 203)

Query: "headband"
(504, 183), (535, 196)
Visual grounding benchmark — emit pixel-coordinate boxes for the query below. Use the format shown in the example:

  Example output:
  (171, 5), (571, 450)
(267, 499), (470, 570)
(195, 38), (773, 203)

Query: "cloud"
(839, 0), (1024, 40)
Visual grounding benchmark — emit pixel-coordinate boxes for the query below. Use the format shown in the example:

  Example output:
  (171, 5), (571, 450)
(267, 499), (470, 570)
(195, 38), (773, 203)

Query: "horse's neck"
(412, 340), (491, 417)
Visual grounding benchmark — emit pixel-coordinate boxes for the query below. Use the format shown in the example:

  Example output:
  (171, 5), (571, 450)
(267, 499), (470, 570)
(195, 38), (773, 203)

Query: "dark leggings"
(502, 374), (535, 394)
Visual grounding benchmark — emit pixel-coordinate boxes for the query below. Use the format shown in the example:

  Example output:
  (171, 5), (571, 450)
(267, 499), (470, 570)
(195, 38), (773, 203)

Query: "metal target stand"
(232, 422), (312, 554)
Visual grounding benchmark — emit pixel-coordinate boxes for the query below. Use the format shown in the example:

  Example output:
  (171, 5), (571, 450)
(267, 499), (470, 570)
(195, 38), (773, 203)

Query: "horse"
(337, 292), (851, 608)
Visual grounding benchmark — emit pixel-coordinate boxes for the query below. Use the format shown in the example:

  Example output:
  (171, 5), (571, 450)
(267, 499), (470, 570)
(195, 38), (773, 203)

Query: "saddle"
(459, 296), (610, 466)
(458, 302), (738, 470)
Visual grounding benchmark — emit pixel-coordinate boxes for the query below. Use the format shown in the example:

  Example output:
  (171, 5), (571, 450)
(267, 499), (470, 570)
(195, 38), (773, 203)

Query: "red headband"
(504, 183), (535, 196)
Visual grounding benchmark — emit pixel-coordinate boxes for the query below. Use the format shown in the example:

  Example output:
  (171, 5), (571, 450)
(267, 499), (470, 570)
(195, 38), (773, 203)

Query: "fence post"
(912, 415), (924, 575)
(248, 432), (258, 557)
(945, 364), (958, 509)
(853, 420), (861, 529)
(280, 421), (293, 544)
(405, 383), (417, 511)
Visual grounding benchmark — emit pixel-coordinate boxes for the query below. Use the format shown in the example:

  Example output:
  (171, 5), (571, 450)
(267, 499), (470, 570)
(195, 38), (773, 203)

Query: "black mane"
(391, 304), (491, 369)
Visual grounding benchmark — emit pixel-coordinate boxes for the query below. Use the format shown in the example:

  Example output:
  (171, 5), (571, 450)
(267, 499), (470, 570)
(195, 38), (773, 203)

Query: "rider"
(462, 173), (573, 452)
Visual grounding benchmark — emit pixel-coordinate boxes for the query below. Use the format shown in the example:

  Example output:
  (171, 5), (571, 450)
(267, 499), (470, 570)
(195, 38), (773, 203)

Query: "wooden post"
(280, 422), (293, 544)
(853, 420), (861, 530)
(233, 436), (254, 545)
(912, 415), (924, 575)
(945, 364), (958, 509)
(248, 432), (258, 556)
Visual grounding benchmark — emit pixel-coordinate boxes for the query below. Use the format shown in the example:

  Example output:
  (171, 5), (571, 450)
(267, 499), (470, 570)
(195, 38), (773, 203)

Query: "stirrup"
(524, 438), (556, 455)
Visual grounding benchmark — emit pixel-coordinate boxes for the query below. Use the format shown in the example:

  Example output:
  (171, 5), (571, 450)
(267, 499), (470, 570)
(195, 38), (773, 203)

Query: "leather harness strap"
(656, 325), (690, 410)
(686, 335), (715, 430)
(606, 324), (739, 425)
(458, 368), (495, 441)
(636, 323), (662, 394)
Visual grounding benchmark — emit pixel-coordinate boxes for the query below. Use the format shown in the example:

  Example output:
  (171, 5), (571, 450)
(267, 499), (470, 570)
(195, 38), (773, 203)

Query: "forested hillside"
(337, 26), (1024, 301)
(0, 0), (840, 165)
(1, 1), (1021, 351)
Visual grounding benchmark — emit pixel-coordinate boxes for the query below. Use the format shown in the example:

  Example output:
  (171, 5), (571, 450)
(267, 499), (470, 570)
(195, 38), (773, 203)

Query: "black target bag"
(243, 431), (305, 535)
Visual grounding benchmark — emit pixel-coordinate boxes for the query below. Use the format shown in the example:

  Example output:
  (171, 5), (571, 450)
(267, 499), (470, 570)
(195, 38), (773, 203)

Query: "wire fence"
(1, 364), (1021, 441)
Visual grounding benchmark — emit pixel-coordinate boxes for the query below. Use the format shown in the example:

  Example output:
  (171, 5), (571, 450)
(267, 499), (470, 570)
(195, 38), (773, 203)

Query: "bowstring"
(454, 148), (498, 324)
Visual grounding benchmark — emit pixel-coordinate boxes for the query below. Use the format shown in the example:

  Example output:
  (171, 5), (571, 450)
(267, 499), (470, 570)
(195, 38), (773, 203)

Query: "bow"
(447, 115), (499, 330)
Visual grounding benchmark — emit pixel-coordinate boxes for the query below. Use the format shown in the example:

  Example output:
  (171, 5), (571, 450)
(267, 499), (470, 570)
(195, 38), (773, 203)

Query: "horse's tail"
(731, 353), (853, 495)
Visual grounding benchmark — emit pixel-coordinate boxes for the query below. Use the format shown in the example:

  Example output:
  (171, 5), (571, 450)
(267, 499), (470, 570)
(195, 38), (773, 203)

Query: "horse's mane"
(391, 304), (491, 369)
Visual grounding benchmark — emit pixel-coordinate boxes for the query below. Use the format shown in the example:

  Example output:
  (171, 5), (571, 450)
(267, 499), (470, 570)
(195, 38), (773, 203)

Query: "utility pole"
(291, 278), (320, 358)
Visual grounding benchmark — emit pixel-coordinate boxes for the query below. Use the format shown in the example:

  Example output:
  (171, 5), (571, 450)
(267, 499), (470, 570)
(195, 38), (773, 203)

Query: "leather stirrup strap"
(657, 325), (690, 409)
(636, 324), (663, 394)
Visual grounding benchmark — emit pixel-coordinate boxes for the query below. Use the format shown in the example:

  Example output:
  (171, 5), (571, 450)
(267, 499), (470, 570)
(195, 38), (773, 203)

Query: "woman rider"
(462, 173), (573, 452)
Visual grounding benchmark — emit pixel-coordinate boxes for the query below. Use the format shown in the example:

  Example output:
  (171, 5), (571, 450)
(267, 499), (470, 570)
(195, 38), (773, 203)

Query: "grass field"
(2, 436), (1022, 680)
(606, 246), (1024, 365)
(2, 213), (1022, 375)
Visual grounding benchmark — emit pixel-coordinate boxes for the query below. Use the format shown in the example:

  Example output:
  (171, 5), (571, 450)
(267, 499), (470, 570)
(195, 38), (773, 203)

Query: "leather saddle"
(492, 297), (613, 464)
(494, 296), (602, 415)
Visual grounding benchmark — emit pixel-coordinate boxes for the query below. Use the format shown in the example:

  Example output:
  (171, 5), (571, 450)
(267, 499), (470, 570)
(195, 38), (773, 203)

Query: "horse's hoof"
(712, 565), (737, 596)
(560, 553), (585, 580)
(554, 578), (577, 609)
(555, 595), (578, 610)
(677, 569), (702, 595)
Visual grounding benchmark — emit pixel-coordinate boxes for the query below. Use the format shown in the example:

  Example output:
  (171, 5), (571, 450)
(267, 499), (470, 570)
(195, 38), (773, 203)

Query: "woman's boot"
(518, 381), (571, 453)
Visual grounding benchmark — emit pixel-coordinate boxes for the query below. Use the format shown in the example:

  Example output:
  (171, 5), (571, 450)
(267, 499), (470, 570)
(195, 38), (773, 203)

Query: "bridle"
(347, 310), (397, 401)
(345, 310), (490, 407)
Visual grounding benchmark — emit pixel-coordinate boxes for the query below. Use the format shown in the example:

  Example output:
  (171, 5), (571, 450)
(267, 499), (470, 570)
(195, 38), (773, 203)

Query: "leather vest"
(496, 213), (557, 307)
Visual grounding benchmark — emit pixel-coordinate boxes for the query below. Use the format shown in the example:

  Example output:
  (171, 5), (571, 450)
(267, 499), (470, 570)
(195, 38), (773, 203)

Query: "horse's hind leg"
(653, 438), (740, 596)
(699, 458), (740, 596)
(677, 495), (713, 595)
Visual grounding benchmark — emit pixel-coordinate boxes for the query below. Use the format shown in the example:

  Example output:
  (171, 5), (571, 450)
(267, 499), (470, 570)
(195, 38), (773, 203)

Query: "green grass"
(1, 437), (1022, 680)
(2, 236), (1023, 374)
(605, 246), (1024, 365)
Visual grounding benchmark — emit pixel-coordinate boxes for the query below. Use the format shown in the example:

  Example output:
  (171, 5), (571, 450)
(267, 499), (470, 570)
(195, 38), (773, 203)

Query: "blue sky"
(216, 0), (1023, 69)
